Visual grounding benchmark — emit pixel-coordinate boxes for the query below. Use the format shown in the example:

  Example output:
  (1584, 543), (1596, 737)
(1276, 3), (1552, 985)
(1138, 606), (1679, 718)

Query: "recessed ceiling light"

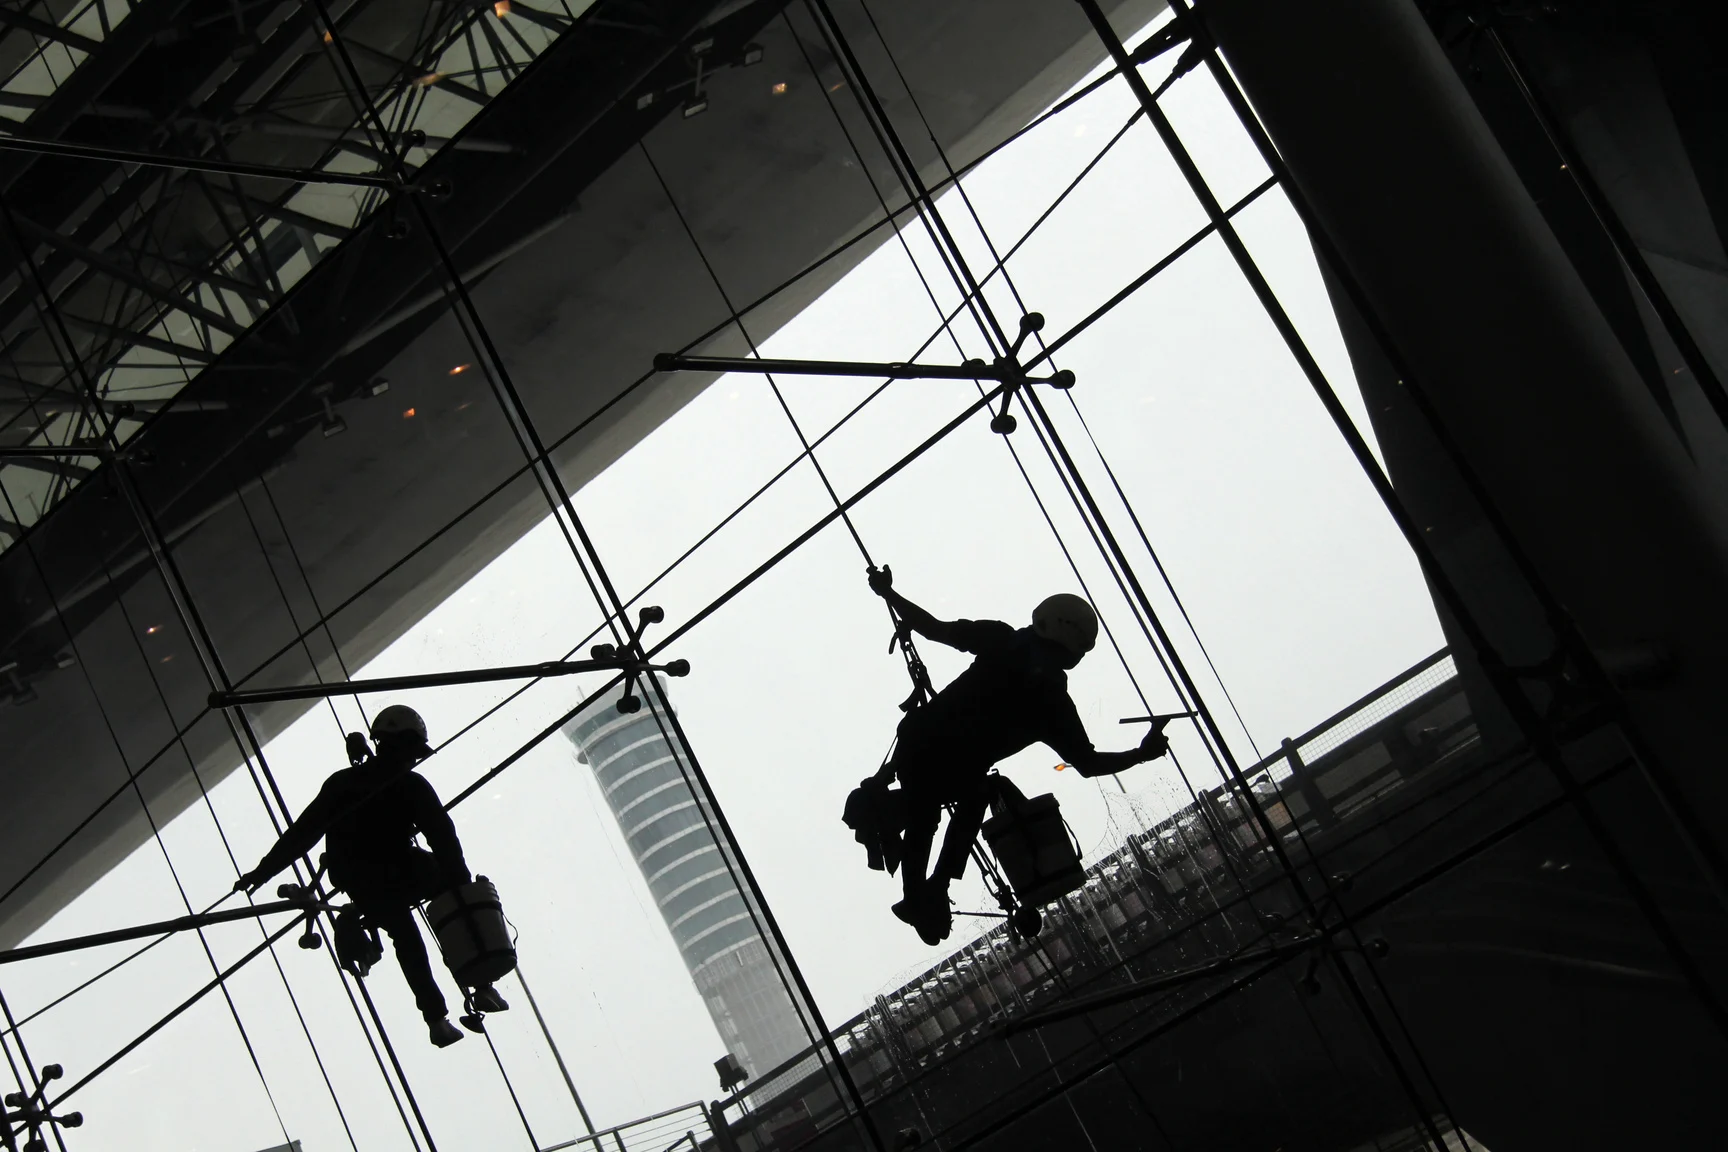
(146, 625), (160, 635)
(493, 0), (511, 14)
(448, 363), (471, 375)
(771, 82), (788, 96)
(403, 408), (417, 418)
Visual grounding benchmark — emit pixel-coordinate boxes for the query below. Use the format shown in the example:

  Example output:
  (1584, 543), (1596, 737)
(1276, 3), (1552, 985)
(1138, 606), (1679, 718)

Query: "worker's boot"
(922, 881), (953, 943)
(893, 884), (948, 946)
(892, 890), (942, 947)
(428, 1016), (464, 1048)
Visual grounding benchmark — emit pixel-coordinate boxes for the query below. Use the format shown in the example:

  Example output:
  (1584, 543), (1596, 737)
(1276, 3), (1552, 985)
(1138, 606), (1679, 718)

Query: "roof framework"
(0, 0), (1720, 1150)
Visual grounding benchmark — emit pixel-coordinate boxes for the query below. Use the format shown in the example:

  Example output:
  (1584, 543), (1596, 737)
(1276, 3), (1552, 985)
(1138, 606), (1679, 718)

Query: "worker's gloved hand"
(867, 564), (894, 598)
(233, 869), (265, 896)
(1137, 728), (1170, 763)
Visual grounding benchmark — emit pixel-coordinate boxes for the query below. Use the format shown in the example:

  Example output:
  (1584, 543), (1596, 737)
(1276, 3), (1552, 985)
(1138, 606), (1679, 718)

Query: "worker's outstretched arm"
(867, 566), (966, 648)
(1051, 701), (1171, 779)
(237, 779), (339, 893)
(409, 777), (473, 890)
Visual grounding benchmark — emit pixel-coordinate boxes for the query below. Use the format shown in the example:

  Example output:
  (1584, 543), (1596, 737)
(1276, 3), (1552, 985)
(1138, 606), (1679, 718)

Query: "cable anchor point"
(590, 606), (690, 713)
(4, 1061), (84, 1151)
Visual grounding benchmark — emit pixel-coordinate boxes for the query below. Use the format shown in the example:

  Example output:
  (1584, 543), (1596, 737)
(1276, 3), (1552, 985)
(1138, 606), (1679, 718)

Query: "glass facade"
(563, 681), (809, 1078)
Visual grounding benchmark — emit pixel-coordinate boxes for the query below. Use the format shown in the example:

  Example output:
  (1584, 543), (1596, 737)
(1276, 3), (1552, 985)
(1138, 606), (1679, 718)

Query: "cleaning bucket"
(981, 788), (1085, 907)
(426, 876), (516, 986)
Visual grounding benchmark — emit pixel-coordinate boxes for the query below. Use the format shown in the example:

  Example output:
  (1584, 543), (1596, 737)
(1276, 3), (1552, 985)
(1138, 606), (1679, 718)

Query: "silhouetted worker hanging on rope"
(856, 567), (1171, 945)
(236, 705), (510, 1048)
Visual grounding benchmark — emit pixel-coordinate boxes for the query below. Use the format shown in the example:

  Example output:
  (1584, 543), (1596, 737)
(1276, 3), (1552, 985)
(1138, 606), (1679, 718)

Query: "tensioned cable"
(637, 138), (980, 1130)
(0, 147), (1282, 951)
(637, 143), (936, 704)
(853, 0), (1265, 768)
(782, 11), (1243, 883)
(638, 77), (1300, 1129)
(0, 22), (1299, 1139)
(799, 13), (1319, 1115)
(312, 7), (885, 1147)
(786, 9), (1179, 731)
(789, 3), (1271, 915)
(6, 183), (443, 1152)
(95, 40), (1147, 718)
(0, 481), (299, 1152)
(45, 376), (430, 1151)
(0, 984), (67, 1152)
(824, 4), (1466, 1144)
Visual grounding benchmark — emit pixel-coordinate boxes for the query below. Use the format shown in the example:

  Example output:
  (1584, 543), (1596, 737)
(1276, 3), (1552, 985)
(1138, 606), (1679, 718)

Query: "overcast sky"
(2, 17), (1442, 1152)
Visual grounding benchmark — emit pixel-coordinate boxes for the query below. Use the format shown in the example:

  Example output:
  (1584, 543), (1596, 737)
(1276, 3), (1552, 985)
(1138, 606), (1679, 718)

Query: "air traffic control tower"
(562, 682), (806, 1079)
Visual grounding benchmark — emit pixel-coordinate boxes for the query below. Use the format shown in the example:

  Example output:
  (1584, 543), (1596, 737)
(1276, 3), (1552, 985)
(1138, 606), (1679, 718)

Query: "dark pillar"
(1200, 5), (1728, 1149)
(1204, 0), (1728, 851)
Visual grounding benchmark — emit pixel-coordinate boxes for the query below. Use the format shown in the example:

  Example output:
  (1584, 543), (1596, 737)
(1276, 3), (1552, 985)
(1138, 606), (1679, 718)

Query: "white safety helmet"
(1031, 594), (1098, 657)
(370, 704), (429, 747)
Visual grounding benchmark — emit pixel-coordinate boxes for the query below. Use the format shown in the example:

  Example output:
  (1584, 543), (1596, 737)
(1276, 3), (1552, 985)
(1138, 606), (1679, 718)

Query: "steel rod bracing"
(0, 900), (312, 967)
(0, 447), (111, 459)
(822, 0), (1462, 1139)
(655, 352), (1018, 383)
(0, 133), (398, 188)
(207, 655), (689, 709)
(312, 2), (887, 1146)
(42, 915), (304, 1112)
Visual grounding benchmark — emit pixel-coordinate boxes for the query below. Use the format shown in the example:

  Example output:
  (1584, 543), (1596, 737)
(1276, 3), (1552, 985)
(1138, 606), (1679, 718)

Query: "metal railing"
(708, 648), (1493, 1150)
(541, 1100), (715, 1152)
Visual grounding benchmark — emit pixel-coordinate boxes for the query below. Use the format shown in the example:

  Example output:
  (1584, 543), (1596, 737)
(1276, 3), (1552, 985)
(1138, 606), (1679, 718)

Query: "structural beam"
(654, 352), (1070, 384)
(0, 8), (102, 54)
(0, 134), (397, 189)
(0, 899), (307, 966)
(209, 655), (690, 708)
(1201, 0), (1728, 863)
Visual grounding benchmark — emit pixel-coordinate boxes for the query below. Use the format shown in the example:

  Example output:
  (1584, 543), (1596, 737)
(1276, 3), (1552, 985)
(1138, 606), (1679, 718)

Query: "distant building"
(562, 680), (808, 1078)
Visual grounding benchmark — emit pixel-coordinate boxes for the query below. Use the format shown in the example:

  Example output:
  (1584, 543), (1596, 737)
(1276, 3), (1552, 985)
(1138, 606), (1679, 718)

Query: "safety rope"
(865, 7), (1500, 1142)
(746, 31), (1323, 1139)
(639, 150), (937, 717)
(784, 10), (1172, 741)
(788, 0), (1270, 895)
(819, 8), (1480, 1147)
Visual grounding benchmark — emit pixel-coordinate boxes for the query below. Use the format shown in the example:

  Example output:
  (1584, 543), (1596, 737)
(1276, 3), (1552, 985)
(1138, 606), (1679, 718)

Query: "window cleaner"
(850, 567), (1172, 945)
(236, 705), (514, 1047)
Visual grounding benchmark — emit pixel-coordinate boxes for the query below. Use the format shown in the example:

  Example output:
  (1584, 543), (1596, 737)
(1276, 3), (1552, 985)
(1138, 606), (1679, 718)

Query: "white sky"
(1, 19), (1441, 1152)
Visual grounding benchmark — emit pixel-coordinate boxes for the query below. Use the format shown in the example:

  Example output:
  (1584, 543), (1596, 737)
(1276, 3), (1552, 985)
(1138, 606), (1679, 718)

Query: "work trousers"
(892, 741), (990, 902)
(345, 848), (449, 1020)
